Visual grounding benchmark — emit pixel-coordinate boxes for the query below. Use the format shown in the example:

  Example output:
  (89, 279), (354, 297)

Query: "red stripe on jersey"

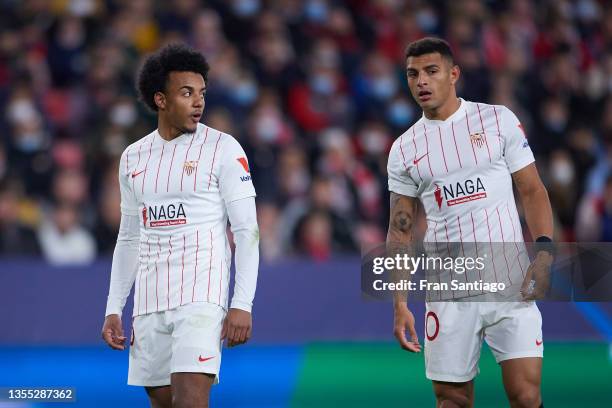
(443, 219), (456, 300)
(476, 104), (492, 162)
(146, 237), (151, 314)
(194, 128), (209, 191)
(470, 212), (483, 288)
(398, 135), (409, 171)
(451, 122), (463, 168)
(493, 106), (503, 156)
(142, 139), (154, 194)
(181, 132), (196, 191)
(137, 240), (143, 315)
(167, 145), (177, 192)
(438, 126), (449, 173)
(432, 221), (442, 301)
(192, 230), (199, 302)
(155, 236), (161, 312)
(412, 127), (423, 181)
(423, 124), (434, 177)
(180, 234), (186, 306)
(167, 236), (172, 310)
(455, 216), (470, 297)
(218, 257), (223, 305)
(496, 207), (513, 285)
(207, 229), (213, 302)
(506, 202), (525, 278)
(484, 209), (499, 283)
(465, 111), (478, 165)
(155, 144), (165, 193)
(132, 142), (143, 192)
(208, 132), (222, 190)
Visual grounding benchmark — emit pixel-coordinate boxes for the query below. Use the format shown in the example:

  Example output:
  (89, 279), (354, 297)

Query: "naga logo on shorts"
(183, 161), (198, 176)
(434, 177), (487, 209)
(470, 131), (486, 148)
(145, 203), (187, 227)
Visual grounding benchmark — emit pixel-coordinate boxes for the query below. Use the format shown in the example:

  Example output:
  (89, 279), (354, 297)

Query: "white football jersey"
(119, 123), (256, 316)
(388, 99), (533, 299)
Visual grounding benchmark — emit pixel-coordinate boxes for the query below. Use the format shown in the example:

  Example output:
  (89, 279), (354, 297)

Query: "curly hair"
(137, 44), (210, 112)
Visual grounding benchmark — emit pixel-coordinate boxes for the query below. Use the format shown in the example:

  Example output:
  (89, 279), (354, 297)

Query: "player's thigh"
(169, 302), (226, 380)
(171, 372), (215, 408)
(483, 302), (543, 364)
(425, 302), (484, 383)
(128, 312), (173, 387)
(500, 357), (542, 407)
(145, 385), (172, 408)
(432, 380), (474, 408)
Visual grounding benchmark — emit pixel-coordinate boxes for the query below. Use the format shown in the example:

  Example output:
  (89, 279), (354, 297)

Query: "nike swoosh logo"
(535, 339), (543, 346)
(198, 355), (215, 362)
(413, 153), (429, 165)
(131, 169), (146, 178)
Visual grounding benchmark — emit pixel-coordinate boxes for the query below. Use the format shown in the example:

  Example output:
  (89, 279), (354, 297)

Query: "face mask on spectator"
(232, 81), (258, 105)
(110, 103), (137, 127)
(387, 100), (414, 126)
(370, 76), (397, 100)
(310, 74), (336, 95)
(255, 114), (281, 142)
(416, 9), (438, 32)
(15, 131), (45, 153)
(550, 158), (574, 186)
(360, 129), (388, 155)
(232, 0), (261, 18)
(304, 0), (329, 23)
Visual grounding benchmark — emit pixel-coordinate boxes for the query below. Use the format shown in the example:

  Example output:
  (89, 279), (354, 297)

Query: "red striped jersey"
(388, 99), (533, 299)
(119, 123), (256, 316)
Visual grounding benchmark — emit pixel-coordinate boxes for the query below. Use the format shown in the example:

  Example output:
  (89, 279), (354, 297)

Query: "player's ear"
(154, 91), (166, 110)
(449, 63), (460, 86)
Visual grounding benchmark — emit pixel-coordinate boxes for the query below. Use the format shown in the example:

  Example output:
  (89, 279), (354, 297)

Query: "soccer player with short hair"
(387, 37), (553, 408)
(101, 44), (259, 407)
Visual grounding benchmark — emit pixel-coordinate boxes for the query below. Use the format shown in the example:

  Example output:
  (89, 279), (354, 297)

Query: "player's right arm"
(387, 192), (421, 353)
(102, 149), (141, 350)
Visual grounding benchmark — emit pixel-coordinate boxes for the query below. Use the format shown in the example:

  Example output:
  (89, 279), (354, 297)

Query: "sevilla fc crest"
(183, 161), (198, 176)
(470, 132), (485, 148)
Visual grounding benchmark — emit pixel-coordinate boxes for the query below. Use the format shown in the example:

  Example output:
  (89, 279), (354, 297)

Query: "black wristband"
(535, 236), (554, 256)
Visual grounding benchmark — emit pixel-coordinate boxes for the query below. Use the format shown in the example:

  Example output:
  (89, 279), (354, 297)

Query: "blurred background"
(0, 0), (611, 407)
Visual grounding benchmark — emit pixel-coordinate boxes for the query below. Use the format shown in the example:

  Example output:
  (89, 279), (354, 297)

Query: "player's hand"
(101, 314), (127, 350)
(221, 308), (252, 348)
(393, 303), (421, 353)
(521, 251), (552, 301)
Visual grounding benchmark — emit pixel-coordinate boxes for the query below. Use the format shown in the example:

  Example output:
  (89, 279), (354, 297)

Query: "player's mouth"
(418, 90), (432, 102)
(190, 112), (202, 123)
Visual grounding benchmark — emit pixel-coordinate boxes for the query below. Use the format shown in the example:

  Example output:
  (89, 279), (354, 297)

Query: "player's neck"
(157, 117), (185, 141)
(423, 96), (461, 121)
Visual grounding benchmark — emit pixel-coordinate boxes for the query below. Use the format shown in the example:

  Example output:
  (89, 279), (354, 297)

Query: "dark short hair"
(137, 44), (210, 112)
(405, 37), (455, 64)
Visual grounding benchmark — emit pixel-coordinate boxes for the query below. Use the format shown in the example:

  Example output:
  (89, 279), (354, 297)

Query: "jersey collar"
(421, 98), (467, 126)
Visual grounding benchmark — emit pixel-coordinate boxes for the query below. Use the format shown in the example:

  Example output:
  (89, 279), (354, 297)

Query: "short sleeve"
(387, 137), (419, 197)
(218, 136), (257, 204)
(500, 107), (535, 173)
(119, 149), (138, 216)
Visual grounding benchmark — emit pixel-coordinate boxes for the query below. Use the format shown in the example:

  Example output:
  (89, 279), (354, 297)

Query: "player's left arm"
(217, 136), (259, 347)
(503, 105), (554, 299)
(512, 165), (554, 299)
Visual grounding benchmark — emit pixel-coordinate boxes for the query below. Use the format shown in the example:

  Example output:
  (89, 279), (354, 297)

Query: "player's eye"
(427, 69), (438, 75)
(184, 91), (191, 97)
(407, 72), (417, 78)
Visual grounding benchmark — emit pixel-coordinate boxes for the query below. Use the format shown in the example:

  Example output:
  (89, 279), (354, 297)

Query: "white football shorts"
(127, 302), (226, 386)
(424, 301), (543, 382)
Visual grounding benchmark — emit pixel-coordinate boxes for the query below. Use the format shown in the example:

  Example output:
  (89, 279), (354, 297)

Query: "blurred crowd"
(0, 0), (611, 265)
